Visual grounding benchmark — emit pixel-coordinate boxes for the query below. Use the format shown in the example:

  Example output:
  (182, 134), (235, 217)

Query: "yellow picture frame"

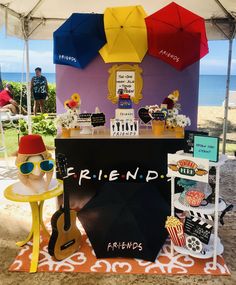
(107, 64), (143, 104)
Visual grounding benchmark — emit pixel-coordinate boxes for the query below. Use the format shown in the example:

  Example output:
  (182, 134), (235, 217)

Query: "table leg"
(39, 201), (50, 239)
(29, 202), (40, 273)
(16, 207), (34, 247)
(16, 229), (33, 247)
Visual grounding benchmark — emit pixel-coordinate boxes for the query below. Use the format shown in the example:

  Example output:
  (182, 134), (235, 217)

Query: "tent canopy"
(0, 0), (235, 40)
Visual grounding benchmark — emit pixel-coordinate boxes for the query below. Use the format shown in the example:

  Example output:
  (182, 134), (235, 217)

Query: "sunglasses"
(17, 159), (55, 175)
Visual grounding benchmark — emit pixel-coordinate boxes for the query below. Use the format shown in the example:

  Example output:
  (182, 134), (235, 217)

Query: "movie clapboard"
(184, 216), (213, 245)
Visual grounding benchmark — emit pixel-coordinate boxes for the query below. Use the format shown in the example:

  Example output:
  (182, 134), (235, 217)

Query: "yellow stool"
(4, 179), (63, 273)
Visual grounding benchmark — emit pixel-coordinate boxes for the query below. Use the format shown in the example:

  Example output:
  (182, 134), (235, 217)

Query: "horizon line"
(1, 71), (236, 76)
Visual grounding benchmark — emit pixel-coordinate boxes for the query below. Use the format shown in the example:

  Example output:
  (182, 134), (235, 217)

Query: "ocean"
(1, 72), (56, 84)
(199, 75), (236, 106)
(1, 72), (236, 106)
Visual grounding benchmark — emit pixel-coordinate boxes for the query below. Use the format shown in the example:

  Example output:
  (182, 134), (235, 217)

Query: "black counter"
(55, 132), (184, 261)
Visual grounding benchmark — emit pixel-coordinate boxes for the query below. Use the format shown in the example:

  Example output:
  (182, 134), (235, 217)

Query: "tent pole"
(25, 38), (32, 134)
(222, 38), (234, 154)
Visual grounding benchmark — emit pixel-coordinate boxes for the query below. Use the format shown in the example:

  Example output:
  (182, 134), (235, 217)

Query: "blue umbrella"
(53, 13), (106, 69)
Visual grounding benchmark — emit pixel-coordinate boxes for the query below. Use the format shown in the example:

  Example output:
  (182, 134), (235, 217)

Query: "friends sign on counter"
(71, 166), (160, 186)
(110, 119), (139, 136)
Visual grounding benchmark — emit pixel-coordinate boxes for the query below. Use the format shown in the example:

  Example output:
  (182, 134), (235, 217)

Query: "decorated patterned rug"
(9, 222), (230, 275)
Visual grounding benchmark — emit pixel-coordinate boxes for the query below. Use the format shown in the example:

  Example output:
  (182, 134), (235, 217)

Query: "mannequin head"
(15, 135), (54, 193)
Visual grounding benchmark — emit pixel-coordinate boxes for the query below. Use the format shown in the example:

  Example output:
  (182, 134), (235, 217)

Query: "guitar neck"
(63, 177), (71, 231)
(57, 153), (71, 231)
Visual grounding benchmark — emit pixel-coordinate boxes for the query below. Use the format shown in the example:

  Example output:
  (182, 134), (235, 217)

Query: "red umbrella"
(145, 2), (209, 71)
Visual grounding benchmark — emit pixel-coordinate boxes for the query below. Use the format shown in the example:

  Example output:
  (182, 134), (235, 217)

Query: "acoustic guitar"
(48, 153), (82, 260)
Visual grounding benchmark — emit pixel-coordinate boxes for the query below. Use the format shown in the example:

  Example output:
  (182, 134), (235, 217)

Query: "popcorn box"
(165, 216), (186, 247)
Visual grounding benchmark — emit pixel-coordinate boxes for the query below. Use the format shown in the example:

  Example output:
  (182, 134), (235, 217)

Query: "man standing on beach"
(31, 67), (48, 116)
(0, 83), (27, 115)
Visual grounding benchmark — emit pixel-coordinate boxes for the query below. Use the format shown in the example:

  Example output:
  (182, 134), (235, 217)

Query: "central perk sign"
(167, 154), (209, 183)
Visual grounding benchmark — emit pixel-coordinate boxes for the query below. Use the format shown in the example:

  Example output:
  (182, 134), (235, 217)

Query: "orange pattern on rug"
(9, 222), (230, 275)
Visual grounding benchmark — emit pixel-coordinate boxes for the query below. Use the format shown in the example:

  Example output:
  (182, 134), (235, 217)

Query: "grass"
(0, 127), (55, 157)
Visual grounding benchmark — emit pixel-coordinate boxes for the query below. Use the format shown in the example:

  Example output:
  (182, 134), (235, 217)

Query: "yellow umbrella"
(99, 6), (147, 63)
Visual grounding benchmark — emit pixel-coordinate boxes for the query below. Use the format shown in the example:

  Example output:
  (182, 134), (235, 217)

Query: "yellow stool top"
(4, 179), (63, 203)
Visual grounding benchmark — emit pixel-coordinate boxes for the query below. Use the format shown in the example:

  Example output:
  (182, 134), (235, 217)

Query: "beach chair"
(222, 91), (236, 109)
(0, 109), (27, 127)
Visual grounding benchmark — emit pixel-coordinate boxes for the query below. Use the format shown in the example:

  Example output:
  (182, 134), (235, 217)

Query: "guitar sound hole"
(61, 239), (75, 250)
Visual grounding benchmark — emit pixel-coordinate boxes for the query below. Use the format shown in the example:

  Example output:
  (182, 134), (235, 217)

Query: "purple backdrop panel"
(56, 54), (199, 129)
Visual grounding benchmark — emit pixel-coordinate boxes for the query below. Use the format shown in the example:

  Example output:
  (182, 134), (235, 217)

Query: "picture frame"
(107, 64), (143, 104)
(193, 135), (219, 162)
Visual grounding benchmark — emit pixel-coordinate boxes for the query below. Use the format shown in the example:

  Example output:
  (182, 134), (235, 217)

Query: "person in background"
(0, 83), (27, 115)
(31, 67), (48, 116)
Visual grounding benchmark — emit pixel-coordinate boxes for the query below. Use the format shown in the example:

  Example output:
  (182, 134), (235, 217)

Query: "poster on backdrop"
(116, 71), (135, 97)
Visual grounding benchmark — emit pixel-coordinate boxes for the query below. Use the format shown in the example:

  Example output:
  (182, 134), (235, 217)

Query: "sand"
(198, 106), (236, 144)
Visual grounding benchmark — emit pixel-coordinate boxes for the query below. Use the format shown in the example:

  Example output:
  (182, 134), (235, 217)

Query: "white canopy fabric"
(0, 0), (235, 152)
(0, 0), (235, 40)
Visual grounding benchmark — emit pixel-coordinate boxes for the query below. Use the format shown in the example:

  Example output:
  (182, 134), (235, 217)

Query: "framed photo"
(193, 135), (219, 162)
(184, 130), (208, 153)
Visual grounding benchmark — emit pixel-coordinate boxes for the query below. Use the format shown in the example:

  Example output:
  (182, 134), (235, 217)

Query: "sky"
(0, 28), (235, 75)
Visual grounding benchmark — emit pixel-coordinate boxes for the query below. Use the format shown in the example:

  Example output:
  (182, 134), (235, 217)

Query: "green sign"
(193, 136), (219, 162)
(179, 167), (195, 176)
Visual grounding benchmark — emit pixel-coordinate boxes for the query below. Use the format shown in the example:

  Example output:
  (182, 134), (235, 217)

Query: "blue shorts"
(33, 93), (47, 100)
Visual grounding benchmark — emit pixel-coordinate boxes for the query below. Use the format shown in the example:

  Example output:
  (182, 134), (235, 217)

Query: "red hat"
(18, 134), (47, 155)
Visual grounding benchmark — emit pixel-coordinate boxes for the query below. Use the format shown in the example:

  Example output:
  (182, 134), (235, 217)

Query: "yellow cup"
(175, 126), (184, 138)
(61, 128), (71, 138)
(152, 120), (165, 136)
